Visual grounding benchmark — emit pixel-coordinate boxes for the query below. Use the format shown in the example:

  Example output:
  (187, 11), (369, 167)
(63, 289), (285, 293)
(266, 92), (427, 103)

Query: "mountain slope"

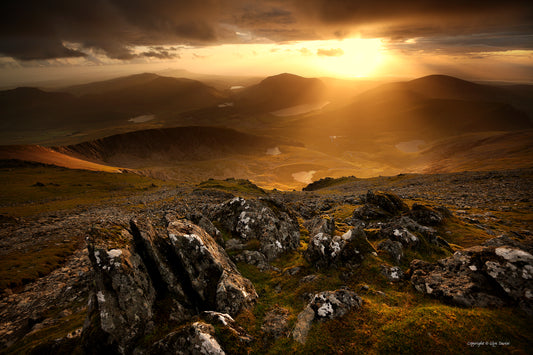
(405, 74), (515, 102)
(0, 74), (227, 144)
(57, 126), (301, 168)
(0, 88), (78, 130)
(0, 145), (120, 172)
(78, 75), (225, 114)
(60, 73), (161, 96)
(294, 75), (532, 142)
(235, 73), (327, 112)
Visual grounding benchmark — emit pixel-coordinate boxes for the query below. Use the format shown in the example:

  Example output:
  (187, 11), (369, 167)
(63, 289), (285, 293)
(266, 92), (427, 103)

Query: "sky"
(1, 0), (532, 87)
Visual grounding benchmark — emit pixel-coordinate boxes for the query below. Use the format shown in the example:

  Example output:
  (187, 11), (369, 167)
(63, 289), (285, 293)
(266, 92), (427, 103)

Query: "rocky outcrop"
(409, 204), (447, 226)
(305, 215), (335, 237)
(381, 265), (405, 282)
(233, 250), (270, 271)
(365, 190), (408, 213)
(186, 211), (222, 240)
(202, 311), (254, 345)
(410, 237), (533, 313)
(305, 227), (376, 269)
(149, 322), (225, 355)
(377, 239), (404, 265)
(292, 290), (362, 344)
(211, 197), (300, 261)
(354, 190), (408, 220)
(82, 215), (257, 354)
(380, 225), (419, 249)
(84, 229), (156, 354)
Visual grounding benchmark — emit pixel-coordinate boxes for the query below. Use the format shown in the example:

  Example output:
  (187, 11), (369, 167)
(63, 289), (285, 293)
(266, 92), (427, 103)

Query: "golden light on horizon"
(309, 38), (385, 78)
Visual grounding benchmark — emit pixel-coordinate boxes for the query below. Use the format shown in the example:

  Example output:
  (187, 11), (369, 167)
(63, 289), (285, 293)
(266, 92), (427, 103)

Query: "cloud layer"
(1, 0), (531, 60)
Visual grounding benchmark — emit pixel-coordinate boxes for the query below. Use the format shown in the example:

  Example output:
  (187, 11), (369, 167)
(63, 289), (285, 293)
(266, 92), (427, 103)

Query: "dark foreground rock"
(352, 190), (408, 221)
(410, 237), (533, 313)
(305, 226), (377, 269)
(211, 197), (300, 261)
(82, 216), (257, 354)
(149, 322), (225, 355)
(292, 290), (362, 344)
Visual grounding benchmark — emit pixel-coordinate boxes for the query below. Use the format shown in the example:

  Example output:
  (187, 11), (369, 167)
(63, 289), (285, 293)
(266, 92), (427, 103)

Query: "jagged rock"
(149, 322), (225, 355)
(202, 311), (253, 344)
(377, 239), (404, 265)
(350, 191), (408, 222)
(211, 197), (300, 260)
(352, 204), (391, 221)
(410, 204), (445, 226)
(380, 225), (419, 248)
(292, 290), (362, 344)
(395, 216), (438, 242)
(129, 216), (192, 323)
(83, 216), (257, 353)
(233, 250), (270, 271)
(225, 238), (245, 251)
(305, 227), (376, 269)
(483, 234), (533, 254)
(186, 212), (221, 239)
(381, 265), (405, 282)
(292, 202), (317, 220)
(364, 190), (408, 215)
(83, 228), (156, 354)
(410, 241), (533, 313)
(305, 215), (335, 237)
(261, 306), (290, 340)
(162, 215), (257, 316)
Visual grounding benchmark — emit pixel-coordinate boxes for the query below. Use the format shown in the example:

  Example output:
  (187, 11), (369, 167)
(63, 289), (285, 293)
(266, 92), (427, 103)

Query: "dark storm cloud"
(141, 47), (180, 59)
(0, 37), (86, 61)
(386, 32), (533, 54)
(298, 0), (532, 25)
(0, 0), (532, 61)
(0, 0), (222, 61)
(299, 1), (533, 42)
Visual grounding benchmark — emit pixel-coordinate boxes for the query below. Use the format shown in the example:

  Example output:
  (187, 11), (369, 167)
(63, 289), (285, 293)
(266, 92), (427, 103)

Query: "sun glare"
(310, 38), (384, 78)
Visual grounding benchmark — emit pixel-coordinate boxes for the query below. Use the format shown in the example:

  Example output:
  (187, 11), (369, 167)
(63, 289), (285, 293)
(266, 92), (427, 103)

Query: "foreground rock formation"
(293, 290), (363, 344)
(211, 197), (300, 261)
(410, 236), (533, 313)
(82, 215), (257, 353)
(2, 169), (533, 354)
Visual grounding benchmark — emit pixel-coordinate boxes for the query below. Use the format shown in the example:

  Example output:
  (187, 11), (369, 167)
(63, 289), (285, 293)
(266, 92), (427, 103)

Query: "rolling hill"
(235, 73), (327, 113)
(1, 73), (532, 189)
(289, 74), (533, 146)
(0, 74), (227, 145)
(75, 74), (226, 114)
(56, 126), (302, 168)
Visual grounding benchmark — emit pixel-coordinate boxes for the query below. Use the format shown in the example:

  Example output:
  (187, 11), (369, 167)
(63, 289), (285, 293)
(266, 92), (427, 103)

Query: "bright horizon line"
(1, 69), (532, 91)
(1, 36), (532, 89)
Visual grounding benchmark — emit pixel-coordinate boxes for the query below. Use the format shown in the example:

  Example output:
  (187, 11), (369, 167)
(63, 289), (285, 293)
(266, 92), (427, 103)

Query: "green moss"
(0, 235), (83, 290)
(5, 310), (86, 354)
(302, 176), (359, 191)
(195, 178), (266, 196)
(330, 204), (358, 221)
(438, 217), (492, 248)
(302, 296), (532, 355)
(0, 163), (170, 217)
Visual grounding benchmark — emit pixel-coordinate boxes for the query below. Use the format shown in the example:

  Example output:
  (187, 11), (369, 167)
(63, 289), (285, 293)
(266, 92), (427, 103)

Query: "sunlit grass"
(0, 162), (169, 216)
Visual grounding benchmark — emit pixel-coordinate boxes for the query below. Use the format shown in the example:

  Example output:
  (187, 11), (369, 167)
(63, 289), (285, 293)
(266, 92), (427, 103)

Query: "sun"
(290, 38), (384, 78)
(313, 38), (384, 78)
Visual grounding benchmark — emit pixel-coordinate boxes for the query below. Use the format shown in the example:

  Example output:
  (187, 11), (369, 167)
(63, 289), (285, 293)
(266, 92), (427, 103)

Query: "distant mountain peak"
(236, 73), (326, 112)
